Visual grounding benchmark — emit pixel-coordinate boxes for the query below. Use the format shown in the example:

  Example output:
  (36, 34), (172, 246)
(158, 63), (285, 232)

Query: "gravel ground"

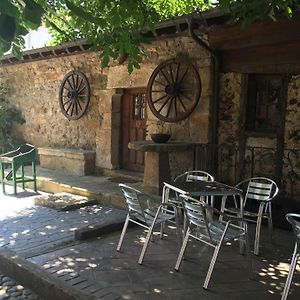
(0, 273), (43, 300)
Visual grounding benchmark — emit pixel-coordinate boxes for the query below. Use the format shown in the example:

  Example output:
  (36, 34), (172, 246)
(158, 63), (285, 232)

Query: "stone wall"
(0, 35), (212, 175)
(0, 53), (104, 150)
(283, 75), (300, 196)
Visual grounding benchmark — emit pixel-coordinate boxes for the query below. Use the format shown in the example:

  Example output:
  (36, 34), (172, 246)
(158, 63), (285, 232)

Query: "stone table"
(128, 140), (193, 194)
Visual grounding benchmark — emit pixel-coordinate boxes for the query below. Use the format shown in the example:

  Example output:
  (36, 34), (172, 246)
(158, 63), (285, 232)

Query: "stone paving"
(0, 274), (42, 300)
(0, 188), (126, 258)
(0, 180), (299, 299)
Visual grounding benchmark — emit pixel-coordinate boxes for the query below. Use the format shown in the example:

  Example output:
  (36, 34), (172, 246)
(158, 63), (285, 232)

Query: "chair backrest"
(119, 184), (147, 223)
(180, 194), (212, 237)
(175, 170), (214, 183)
(286, 213), (300, 247)
(237, 177), (278, 204)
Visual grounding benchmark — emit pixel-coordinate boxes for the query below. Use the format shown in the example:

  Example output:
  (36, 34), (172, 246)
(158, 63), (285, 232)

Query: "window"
(133, 93), (146, 120)
(245, 75), (283, 133)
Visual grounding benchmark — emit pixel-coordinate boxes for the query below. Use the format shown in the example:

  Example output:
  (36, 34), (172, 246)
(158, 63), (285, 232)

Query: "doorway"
(120, 88), (147, 172)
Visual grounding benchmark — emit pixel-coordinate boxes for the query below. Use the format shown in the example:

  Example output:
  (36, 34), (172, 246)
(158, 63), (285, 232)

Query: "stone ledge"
(38, 147), (95, 160)
(75, 218), (126, 240)
(0, 247), (96, 300)
(38, 147), (96, 176)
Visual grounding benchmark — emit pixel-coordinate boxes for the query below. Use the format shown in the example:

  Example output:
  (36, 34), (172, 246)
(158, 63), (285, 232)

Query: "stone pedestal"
(128, 141), (193, 194)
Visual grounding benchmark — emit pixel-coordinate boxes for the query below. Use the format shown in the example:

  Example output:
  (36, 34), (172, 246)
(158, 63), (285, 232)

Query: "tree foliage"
(0, 85), (24, 152)
(0, 0), (299, 73)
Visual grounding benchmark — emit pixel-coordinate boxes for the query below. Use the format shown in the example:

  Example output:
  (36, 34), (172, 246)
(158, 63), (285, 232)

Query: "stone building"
(0, 9), (299, 205)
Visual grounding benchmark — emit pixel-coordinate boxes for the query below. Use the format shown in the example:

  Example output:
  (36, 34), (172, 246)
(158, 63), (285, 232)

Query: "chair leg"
(219, 196), (227, 222)
(175, 228), (190, 271)
(254, 205), (264, 255)
(117, 214), (130, 251)
(267, 204), (273, 243)
(281, 244), (299, 300)
(203, 222), (230, 290)
(244, 223), (253, 278)
(138, 206), (163, 265)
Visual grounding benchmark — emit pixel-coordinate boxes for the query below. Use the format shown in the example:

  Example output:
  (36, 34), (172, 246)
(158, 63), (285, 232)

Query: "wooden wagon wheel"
(59, 70), (90, 120)
(147, 58), (201, 123)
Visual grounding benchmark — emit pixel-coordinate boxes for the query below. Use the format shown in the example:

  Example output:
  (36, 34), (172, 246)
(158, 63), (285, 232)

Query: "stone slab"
(38, 148), (96, 176)
(0, 247), (96, 300)
(34, 192), (98, 211)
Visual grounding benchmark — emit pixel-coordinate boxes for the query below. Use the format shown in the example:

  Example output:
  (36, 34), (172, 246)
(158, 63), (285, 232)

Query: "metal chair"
(117, 184), (179, 264)
(174, 170), (214, 183)
(175, 194), (252, 290)
(220, 177), (278, 255)
(173, 170), (214, 205)
(281, 213), (300, 300)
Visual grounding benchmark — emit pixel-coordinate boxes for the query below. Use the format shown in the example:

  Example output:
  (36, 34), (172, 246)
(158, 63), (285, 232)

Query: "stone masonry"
(0, 35), (212, 177)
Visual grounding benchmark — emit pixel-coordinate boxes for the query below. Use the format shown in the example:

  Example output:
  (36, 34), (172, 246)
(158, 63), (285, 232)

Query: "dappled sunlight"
(0, 191), (125, 255)
(256, 256), (300, 296)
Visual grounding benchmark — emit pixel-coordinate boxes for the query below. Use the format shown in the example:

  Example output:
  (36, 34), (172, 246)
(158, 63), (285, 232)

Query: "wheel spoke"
(160, 69), (171, 84)
(166, 96), (175, 117)
(153, 93), (168, 104)
(169, 64), (174, 83)
(77, 100), (83, 111)
(63, 99), (72, 106)
(178, 67), (189, 85)
(71, 75), (76, 89)
(65, 102), (72, 114)
(154, 79), (166, 86)
(175, 63), (180, 82)
(63, 86), (72, 92)
(75, 102), (78, 116)
(181, 93), (194, 102)
(178, 95), (187, 111)
(77, 84), (86, 94)
(67, 78), (74, 89)
(174, 96), (178, 117)
(158, 96), (171, 113)
(70, 103), (75, 116)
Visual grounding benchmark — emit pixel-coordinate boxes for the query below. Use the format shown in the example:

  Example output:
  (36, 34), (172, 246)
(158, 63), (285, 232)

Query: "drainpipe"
(187, 17), (220, 173)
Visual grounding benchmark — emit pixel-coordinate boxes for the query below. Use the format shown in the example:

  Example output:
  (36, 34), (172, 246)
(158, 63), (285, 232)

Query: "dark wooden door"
(121, 88), (147, 172)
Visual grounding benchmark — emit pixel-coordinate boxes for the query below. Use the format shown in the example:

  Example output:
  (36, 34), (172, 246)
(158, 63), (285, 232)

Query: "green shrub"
(0, 85), (24, 153)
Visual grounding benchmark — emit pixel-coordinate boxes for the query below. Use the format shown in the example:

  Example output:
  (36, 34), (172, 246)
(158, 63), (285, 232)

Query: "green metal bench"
(0, 144), (37, 194)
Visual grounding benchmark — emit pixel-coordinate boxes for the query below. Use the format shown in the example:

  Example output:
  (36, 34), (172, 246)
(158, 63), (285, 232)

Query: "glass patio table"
(163, 180), (246, 251)
(163, 180), (244, 206)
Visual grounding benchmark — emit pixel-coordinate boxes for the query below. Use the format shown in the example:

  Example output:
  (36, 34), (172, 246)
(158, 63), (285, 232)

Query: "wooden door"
(120, 88), (147, 172)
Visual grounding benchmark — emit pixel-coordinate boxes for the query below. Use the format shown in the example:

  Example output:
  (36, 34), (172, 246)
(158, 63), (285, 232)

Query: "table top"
(164, 180), (243, 197)
(128, 140), (193, 152)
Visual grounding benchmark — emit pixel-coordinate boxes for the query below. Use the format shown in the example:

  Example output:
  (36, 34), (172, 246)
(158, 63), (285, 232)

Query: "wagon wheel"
(59, 70), (90, 120)
(147, 58), (201, 123)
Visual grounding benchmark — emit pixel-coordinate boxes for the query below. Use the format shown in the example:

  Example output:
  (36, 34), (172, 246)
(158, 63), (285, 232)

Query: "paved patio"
(0, 170), (299, 299)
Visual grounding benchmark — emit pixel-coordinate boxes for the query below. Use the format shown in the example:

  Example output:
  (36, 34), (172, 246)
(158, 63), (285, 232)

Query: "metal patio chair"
(117, 184), (180, 264)
(281, 213), (300, 300)
(175, 194), (252, 290)
(220, 177), (278, 255)
(173, 170), (214, 205)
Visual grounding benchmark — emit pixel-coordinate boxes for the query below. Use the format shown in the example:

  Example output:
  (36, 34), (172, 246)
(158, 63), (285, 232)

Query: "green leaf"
(65, 0), (105, 27)
(0, 0), (18, 17)
(0, 14), (16, 42)
(23, 0), (44, 28)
